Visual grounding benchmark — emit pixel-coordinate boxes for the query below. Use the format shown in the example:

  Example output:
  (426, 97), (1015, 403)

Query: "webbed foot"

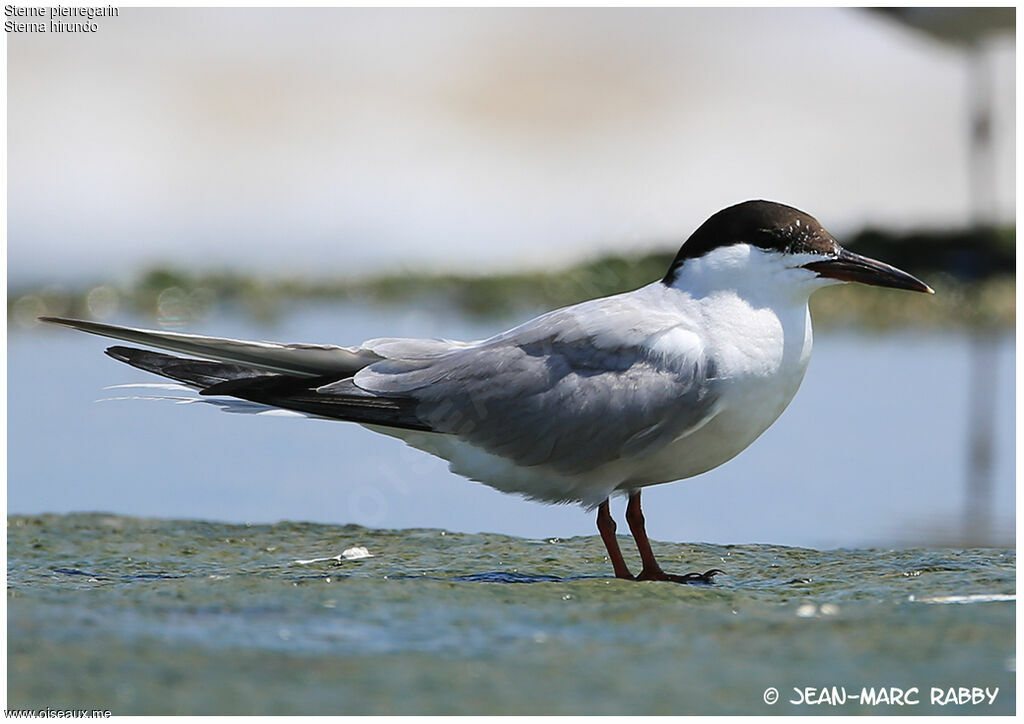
(636, 568), (724, 585)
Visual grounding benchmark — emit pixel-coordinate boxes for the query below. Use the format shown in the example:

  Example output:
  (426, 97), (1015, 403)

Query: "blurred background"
(8, 7), (1015, 548)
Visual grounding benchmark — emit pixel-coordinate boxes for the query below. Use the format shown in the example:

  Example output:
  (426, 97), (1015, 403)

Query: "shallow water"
(8, 513), (1015, 715)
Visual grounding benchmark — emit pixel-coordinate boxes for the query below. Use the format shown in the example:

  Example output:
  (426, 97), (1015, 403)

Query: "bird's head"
(663, 200), (934, 300)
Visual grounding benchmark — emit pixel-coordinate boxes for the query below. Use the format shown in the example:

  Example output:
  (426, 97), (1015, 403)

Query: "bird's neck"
(659, 250), (816, 383)
(665, 246), (817, 312)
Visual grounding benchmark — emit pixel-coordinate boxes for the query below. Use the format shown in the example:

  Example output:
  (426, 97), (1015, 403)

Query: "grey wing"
(350, 305), (720, 474)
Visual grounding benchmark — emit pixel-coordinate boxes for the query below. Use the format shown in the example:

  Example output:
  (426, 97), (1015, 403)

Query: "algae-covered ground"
(7, 514), (1015, 715)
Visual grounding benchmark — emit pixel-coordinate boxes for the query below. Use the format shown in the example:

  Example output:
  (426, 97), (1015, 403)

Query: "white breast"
(619, 300), (813, 488)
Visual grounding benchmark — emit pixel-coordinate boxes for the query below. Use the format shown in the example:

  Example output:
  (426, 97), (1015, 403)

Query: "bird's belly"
(363, 425), (624, 507)
(627, 399), (788, 485)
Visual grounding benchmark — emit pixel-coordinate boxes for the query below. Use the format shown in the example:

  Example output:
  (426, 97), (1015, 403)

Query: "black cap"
(663, 200), (839, 285)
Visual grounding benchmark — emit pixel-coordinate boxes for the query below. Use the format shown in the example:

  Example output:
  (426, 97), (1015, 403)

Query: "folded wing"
(43, 300), (719, 475)
(352, 302), (720, 474)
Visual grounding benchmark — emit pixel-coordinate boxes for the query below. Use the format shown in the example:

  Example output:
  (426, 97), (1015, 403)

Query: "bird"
(41, 200), (933, 584)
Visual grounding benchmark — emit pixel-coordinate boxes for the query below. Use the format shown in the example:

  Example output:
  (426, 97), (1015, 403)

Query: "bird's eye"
(751, 228), (779, 248)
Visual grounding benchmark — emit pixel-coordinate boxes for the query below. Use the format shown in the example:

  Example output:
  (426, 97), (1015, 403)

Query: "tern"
(42, 200), (933, 583)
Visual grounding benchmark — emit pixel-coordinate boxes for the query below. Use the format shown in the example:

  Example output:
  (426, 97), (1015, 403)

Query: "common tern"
(42, 200), (933, 583)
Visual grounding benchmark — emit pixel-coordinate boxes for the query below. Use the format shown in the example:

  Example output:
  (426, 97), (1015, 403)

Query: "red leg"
(625, 491), (665, 580)
(596, 499), (634, 580)
(625, 491), (723, 584)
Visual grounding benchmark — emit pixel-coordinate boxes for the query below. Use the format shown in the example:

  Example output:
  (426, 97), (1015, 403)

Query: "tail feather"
(40, 316), (379, 377)
(200, 372), (431, 431)
(103, 344), (432, 432)
(106, 346), (277, 389)
(42, 317), (435, 433)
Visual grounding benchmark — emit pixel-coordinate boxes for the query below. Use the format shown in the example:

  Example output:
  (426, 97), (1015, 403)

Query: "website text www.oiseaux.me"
(5, 711), (111, 719)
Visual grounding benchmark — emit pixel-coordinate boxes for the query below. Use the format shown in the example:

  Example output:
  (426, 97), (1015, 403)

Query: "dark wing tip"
(38, 316), (111, 334)
(104, 345), (133, 363)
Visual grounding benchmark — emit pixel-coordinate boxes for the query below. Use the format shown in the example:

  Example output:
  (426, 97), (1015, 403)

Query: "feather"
(40, 316), (379, 377)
